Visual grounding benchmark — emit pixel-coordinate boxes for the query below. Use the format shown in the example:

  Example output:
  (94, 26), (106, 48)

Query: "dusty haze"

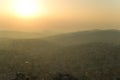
(0, 0), (120, 32)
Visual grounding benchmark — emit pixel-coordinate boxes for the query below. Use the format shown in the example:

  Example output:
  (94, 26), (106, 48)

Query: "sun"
(11, 0), (43, 18)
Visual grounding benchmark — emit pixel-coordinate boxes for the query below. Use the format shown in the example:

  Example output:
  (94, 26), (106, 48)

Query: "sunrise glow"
(11, 0), (44, 17)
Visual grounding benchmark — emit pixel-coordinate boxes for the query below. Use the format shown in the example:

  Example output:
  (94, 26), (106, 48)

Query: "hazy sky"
(0, 0), (120, 32)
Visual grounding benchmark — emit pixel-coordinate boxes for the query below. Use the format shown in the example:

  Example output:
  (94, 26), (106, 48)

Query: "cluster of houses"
(11, 72), (78, 80)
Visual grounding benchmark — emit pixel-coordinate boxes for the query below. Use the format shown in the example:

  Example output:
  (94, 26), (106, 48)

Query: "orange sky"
(0, 0), (120, 32)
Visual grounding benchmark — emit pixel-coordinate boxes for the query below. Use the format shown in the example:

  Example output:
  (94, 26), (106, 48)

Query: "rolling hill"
(45, 29), (120, 46)
(0, 30), (120, 79)
(0, 31), (60, 39)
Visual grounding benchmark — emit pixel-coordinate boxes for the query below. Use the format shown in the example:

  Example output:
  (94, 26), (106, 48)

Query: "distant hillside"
(0, 39), (61, 56)
(0, 29), (120, 79)
(0, 31), (60, 39)
(45, 30), (120, 45)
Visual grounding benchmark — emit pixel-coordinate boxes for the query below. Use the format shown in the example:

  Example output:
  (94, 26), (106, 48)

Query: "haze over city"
(1, 0), (120, 80)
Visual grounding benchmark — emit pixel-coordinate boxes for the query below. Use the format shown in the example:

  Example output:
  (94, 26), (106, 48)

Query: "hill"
(45, 30), (120, 46)
(0, 30), (120, 79)
(0, 31), (60, 39)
